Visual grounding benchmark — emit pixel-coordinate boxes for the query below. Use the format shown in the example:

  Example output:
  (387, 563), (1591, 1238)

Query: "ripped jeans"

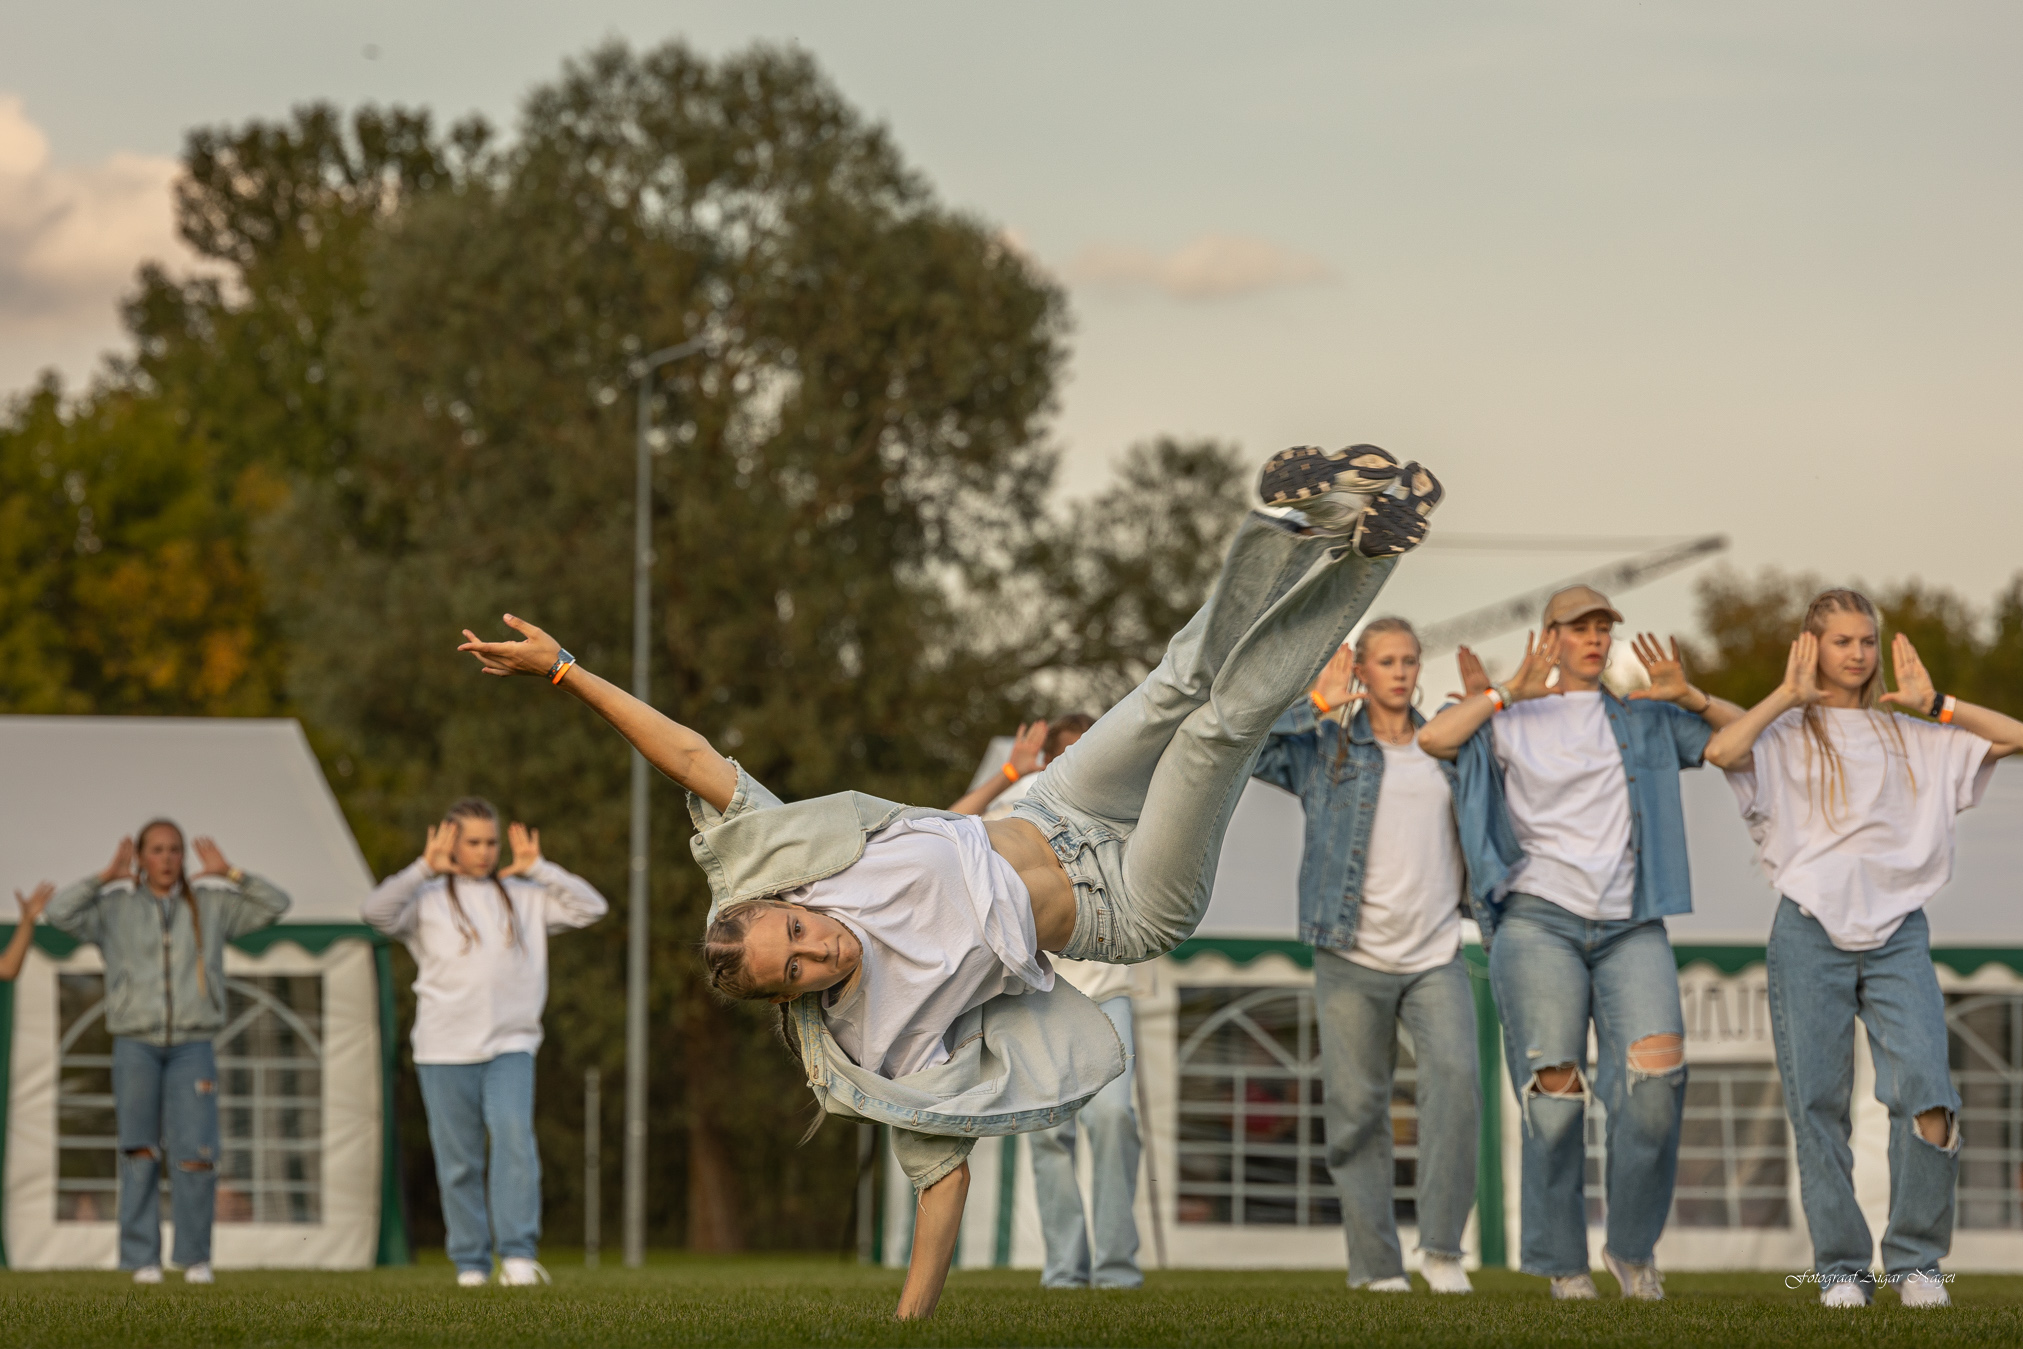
(1487, 894), (1685, 1277)
(113, 1037), (220, 1270)
(1767, 899), (1960, 1288)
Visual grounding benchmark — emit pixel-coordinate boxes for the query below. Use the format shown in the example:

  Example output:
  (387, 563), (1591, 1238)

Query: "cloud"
(0, 95), (190, 389)
(1063, 233), (1335, 299)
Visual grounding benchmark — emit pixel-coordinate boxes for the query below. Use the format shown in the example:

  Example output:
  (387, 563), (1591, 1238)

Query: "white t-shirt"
(797, 816), (1051, 1079)
(1726, 707), (1995, 951)
(1491, 691), (1638, 921)
(1346, 738), (1466, 974)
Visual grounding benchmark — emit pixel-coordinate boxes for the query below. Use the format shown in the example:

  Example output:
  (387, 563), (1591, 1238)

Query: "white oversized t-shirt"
(1725, 707), (1994, 951)
(1346, 738), (1465, 974)
(1491, 691), (1638, 921)
(793, 816), (1052, 1079)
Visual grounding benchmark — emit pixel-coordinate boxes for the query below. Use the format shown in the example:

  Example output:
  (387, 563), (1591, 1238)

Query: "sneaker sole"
(1260, 445), (1401, 507)
(1349, 461), (1443, 558)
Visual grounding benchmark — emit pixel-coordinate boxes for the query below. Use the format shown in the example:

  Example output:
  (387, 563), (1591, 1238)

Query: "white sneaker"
(1821, 1280), (1870, 1308)
(183, 1262), (214, 1285)
(457, 1269), (490, 1288)
(132, 1265), (164, 1285)
(1551, 1273), (1599, 1300)
(1362, 1275), (1412, 1292)
(1898, 1270), (1951, 1308)
(497, 1257), (551, 1286)
(1602, 1248), (1664, 1301)
(1421, 1254), (1473, 1294)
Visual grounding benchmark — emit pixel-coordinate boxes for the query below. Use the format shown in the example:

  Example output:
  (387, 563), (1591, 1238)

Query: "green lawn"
(3, 1256), (2022, 1348)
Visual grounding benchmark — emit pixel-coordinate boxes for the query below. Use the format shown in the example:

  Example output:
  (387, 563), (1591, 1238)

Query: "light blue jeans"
(416, 1052), (541, 1272)
(1487, 894), (1686, 1277)
(1030, 995), (1142, 1288)
(114, 1037), (219, 1270)
(1314, 952), (1479, 1284)
(1767, 899), (1959, 1289)
(1019, 513), (1395, 963)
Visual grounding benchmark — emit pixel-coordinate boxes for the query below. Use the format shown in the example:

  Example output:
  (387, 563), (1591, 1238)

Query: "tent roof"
(1195, 763), (2023, 947)
(0, 717), (374, 925)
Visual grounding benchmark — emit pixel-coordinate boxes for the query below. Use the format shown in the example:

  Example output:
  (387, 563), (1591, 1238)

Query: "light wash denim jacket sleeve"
(686, 763), (1128, 1190)
(1252, 703), (1459, 953)
(1451, 691), (1712, 947)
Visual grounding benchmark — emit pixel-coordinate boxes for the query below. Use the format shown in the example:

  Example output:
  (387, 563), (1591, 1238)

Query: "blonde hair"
(134, 819), (207, 1001)
(1352, 616), (1421, 664)
(1798, 589), (1915, 822)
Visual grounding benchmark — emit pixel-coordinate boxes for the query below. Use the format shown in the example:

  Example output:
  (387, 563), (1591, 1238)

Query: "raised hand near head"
(1313, 646), (1361, 712)
(1506, 630), (1564, 703)
(1626, 633), (1692, 703)
(458, 615), (564, 679)
(500, 822), (544, 878)
(1880, 633), (1937, 714)
(192, 836), (232, 878)
(99, 836), (135, 885)
(1449, 645), (1491, 701)
(423, 821), (460, 876)
(1008, 721), (1049, 776)
(15, 882), (54, 922)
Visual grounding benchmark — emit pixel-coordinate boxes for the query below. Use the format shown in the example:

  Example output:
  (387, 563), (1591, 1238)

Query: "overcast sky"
(4, 2), (2020, 673)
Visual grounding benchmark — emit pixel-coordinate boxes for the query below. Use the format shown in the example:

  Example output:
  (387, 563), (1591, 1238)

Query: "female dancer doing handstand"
(459, 446), (1441, 1318)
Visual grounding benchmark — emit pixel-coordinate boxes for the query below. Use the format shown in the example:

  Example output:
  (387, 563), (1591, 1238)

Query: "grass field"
(4, 1255), (2023, 1348)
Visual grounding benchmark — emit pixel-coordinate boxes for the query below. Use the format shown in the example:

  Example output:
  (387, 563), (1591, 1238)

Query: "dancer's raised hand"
(1626, 633), (1693, 703)
(1450, 646), (1491, 701)
(1778, 632), (1825, 709)
(423, 821), (460, 876)
(1506, 630), (1564, 703)
(98, 836), (135, 884)
(15, 882), (53, 922)
(500, 822), (544, 878)
(1313, 646), (1360, 712)
(459, 615), (564, 678)
(192, 836), (232, 877)
(1008, 721), (1049, 775)
(1880, 633), (1937, 714)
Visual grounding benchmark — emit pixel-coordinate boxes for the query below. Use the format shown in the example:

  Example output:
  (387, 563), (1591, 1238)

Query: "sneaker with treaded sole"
(1898, 1270), (1950, 1307)
(1421, 1254), (1473, 1294)
(1260, 444), (1401, 532)
(1550, 1273), (1599, 1300)
(1602, 1249), (1663, 1301)
(1820, 1280), (1870, 1308)
(498, 1256), (552, 1287)
(1347, 462), (1442, 558)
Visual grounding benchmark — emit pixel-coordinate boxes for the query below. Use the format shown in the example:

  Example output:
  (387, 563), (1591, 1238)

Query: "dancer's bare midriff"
(982, 817), (1076, 953)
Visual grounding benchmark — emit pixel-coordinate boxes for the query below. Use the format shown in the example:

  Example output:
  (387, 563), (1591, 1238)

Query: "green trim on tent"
(1168, 937), (1314, 968)
(994, 1134), (1018, 1267)
(372, 941), (412, 1265)
(15, 921), (379, 960)
(1463, 945), (1506, 1268)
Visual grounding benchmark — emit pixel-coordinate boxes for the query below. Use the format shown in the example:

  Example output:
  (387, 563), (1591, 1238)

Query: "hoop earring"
(1411, 685), (1424, 710)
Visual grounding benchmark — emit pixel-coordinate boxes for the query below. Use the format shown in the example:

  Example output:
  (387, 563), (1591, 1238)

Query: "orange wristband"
(1939, 695), (1957, 725)
(550, 659), (576, 686)
(1002, 762), (1020, 784)
(1310, 691), (1331, 716)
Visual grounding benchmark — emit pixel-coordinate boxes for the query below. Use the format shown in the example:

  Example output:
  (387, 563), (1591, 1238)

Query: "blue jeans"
(1030, 996), (1142, 1288)
(113, 1037), (219, 1270)
(1314, 952), (1479, 1284)
(1767, 899), (1960, 1287)
(1487, 894), (1685, 1277)
(416, 1052), (541, 1272)
(1020, 513), (1395, 963)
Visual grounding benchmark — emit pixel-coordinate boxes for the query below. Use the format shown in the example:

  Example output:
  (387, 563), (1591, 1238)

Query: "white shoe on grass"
(1898, 1271), (1950, 1308)
(183, 1262), (214, 1285)
(1421, 1255), (1473, 1294)
(1820, 1280), (1869, 1308)
(456, 1269), (490, 1288)
(1602, 1248), (1664, 1301)
(132, 1265), (163, 1285)
(498, 1257), (551, 1286)
(1363, 1275), (1412, 1292)
(1550, 1273), (1598, 1300)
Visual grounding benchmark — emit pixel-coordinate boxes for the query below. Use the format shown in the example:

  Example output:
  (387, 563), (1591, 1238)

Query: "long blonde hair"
(1798, 589), (1915, 822)
(134, 819), (207, 1001)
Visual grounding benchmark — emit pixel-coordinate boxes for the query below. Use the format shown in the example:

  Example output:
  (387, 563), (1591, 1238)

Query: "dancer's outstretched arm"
(459, 615), (739, 811)
(1419, 632), (1562, 760)
(1704, 634), (1821, 772)
(896, 1163), (969, 1320)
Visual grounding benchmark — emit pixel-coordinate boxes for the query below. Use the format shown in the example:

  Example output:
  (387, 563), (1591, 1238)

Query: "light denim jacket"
(1251, 702), (1459, 952)
(45, 872), (291, 1045)
(687, 764), (1128, 1189)
(1450, 691), (1711, 946)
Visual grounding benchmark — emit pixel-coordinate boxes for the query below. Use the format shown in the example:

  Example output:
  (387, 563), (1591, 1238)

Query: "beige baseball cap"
(1541, 584), (1625, 629)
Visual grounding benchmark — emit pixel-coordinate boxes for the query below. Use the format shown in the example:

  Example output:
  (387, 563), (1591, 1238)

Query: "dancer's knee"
(1914, 1106), (1957, 1150)
(1627, 1033), (1684, 1078)
(124, 1146), (158, 1162)
(1532, 1062), (1584, 1097)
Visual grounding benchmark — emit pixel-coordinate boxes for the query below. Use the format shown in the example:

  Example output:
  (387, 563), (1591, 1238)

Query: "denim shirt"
(1251, 702), (1458, 952)
(1449, 691), (1711, 946)
(686, 764), (1128, 1189)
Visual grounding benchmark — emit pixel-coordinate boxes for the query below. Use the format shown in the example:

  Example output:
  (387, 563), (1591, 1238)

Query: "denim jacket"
(687, 764), (1127, 1189)
(1251, 702), (1460, 952)
(1449, 691), (1711, 946)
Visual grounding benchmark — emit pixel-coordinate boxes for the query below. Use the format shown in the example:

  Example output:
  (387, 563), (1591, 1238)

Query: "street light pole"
(624, 336), (708, 1269)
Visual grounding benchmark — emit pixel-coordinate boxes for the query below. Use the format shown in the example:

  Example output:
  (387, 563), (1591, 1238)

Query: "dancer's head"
(1542, 585), (1623, 689)
(441, 797), (502, 878)
(704, 899), (863, 1004)
(1044, 715), (1094, 763)
(134, 819), (186, 895)
(1802, 589), (1882, 704)
(1351, 617), (1422, 713)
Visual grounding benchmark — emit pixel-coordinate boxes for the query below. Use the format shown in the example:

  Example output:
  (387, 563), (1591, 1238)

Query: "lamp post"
(623, 336), (708, 1268)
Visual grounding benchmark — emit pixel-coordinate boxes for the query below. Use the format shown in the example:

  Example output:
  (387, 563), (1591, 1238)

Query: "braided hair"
(439, 797), (524, 953)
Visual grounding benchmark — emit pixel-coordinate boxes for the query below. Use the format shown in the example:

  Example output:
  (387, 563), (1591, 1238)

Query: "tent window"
(1947, 991), (2023, 1229)
(1173, 985), (1427, 1227)
(54, 972), (325, 1225)
(1671, 1065), (1790, 1228)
